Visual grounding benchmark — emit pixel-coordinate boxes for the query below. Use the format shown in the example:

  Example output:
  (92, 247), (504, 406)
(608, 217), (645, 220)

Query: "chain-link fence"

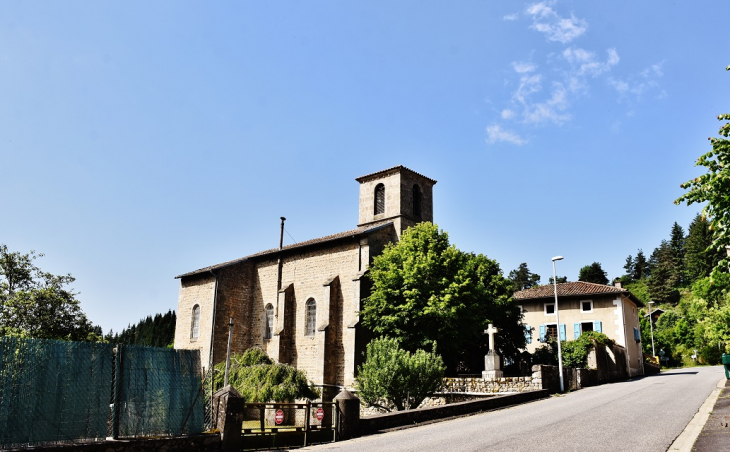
(0, 338), (204, 449)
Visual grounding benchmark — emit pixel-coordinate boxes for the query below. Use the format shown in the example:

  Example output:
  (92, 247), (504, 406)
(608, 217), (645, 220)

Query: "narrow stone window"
(413, 184), (422, 218)
(191, 305), (200, 339)
(305, 299), (316, 336)
(264, 304), (274, 340)
(374, 183), (385, 215)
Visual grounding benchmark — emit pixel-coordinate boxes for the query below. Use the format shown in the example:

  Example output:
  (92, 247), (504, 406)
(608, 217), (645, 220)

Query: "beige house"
(173, 166), (436, 391)
(514, 281), (645, 377)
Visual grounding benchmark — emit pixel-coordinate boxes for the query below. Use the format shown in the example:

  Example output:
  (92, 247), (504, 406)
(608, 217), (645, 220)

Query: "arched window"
(264, 304), (274, 340)
(191, 305), (200, 339)
(413, 184), (422, 218)
(305, 299), (316, 336)
(374, 183), (385, 215)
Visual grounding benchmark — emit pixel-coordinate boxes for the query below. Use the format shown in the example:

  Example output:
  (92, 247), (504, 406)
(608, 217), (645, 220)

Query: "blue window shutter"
(559, 324), (566, 341)
(594, 320), (602, 333)
(634, 327), (641, 342)
(525, 325), (532, 344)
(539, 325), (546, 342)
(573, 323), (581, 339)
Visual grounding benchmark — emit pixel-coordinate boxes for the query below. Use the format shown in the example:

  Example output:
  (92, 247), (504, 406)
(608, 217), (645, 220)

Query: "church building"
(173, 166), (437, 391)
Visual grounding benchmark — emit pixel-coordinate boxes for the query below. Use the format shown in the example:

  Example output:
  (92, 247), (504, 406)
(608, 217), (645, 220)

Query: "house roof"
(175, 222), (393, 279)
(355, 165), (437, 184)
(514, 281), (644, 307)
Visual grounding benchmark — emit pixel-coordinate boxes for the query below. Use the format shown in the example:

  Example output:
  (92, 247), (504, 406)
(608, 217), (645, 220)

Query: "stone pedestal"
(482, 350), (503, 379)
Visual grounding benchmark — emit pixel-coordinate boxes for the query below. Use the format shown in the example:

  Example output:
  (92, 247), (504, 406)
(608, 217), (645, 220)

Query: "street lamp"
(647, 301), (656, 358)
(551, 255), (565, 393)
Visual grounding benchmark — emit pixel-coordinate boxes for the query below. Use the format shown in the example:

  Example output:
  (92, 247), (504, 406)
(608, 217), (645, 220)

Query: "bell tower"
(355, 166), (437, 236)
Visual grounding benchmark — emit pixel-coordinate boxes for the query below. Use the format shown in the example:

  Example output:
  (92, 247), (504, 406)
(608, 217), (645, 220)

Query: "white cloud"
(521, 83), (571, 124)
(503, 13), (519, 21)
(501, 109), (516, 119)
(563, 47), (619, 77)
(486, 124), (527, 145)
(526, 2), (587, 43)
(513, 73), (543, 104)
(512, 61), (537, 73)
(608, 62), (665, 100)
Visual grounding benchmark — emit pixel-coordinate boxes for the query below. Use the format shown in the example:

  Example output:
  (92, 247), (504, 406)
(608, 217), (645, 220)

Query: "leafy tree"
(0, 245), (98, 341)
(684, 214), (724, 283)
(356, 337), (445, 412)
(675, 65), (730, 277)
(548, 275), (568, 284)
(213, 348), (319, 402)
(509, 263), (541, 291)
(578, 262), (609, 285)
(361, 223), (524, 373)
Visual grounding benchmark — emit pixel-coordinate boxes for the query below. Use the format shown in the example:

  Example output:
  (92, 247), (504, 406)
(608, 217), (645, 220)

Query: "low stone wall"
(4, 434), (220, 452)
(358, 390), (549, 435)
(443, 375), (540, 394)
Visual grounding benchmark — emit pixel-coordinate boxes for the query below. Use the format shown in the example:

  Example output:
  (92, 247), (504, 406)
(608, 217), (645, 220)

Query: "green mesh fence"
(0, 337), (114, 449)
(113, 345), (204, 438)
(0, 339), (204, 449)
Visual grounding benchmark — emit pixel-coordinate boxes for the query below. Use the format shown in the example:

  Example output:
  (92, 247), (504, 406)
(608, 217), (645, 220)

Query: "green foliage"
(675, 66), (730, 278)
(0, 244), (99, 341)
(548, 276), (568, 284)
(684, 214), (724, 283)
(509, 263), (541, 291)
(361, 223), (524, 372)
(531, 332), (613, 369)
(213, 348), (319, 402)
(578, 262), (609, 285)
(648, 241), (680, 303)
(356, 337), (445, 412)
(626, 280), (651, 305)
(106, 310), (177, 347)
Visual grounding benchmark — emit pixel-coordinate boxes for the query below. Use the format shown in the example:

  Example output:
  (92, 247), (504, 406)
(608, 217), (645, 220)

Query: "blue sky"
(1, 1), (726, 334)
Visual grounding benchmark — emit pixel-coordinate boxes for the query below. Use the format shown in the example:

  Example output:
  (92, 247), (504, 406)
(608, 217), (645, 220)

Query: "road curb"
(668, 377), (725, 451)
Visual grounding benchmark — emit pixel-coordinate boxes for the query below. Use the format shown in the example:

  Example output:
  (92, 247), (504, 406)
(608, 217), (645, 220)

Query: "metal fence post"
(111, 345), (122, 440)
(304, 400), (311, 447)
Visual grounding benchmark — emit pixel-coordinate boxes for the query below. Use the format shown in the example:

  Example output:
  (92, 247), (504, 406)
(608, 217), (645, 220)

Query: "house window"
(574, 321), (594, 339)
(544, 302), (555, 315)
(191, 305), (200, 340)
(545, 324), (558, 340)
(581, 300), (593, 313)
(374, 184), (385, 215)
(413, 184), (422, 218)
(305, 299), (316, 336)
(264, 304), (274, 340)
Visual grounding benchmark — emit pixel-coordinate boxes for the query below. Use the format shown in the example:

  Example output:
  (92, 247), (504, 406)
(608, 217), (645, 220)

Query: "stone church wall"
(174, 273), (216, 368)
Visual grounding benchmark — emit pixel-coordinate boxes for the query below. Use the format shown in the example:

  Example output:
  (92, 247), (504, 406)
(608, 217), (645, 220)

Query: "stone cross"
(484, 323), (498, 351)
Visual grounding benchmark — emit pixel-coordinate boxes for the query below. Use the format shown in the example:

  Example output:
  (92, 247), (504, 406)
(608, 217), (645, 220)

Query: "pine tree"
(684, 214), (724, 283)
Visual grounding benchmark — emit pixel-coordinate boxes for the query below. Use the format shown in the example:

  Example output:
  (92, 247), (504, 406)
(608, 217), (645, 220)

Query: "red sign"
(275, 410), (284, 425)
(315, 407), (324, 421)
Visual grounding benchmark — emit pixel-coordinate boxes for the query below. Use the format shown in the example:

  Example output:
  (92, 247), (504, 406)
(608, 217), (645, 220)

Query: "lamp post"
(647, 301), (656, 358)
(551, 255), (565, 393)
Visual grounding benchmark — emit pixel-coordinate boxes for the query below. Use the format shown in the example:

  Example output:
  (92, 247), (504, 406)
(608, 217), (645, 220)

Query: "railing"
(239, 401), (338, 450)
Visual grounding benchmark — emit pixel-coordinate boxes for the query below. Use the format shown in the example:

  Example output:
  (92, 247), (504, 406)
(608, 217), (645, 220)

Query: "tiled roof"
(175, 222), (393, 279)
(514, 281), (644, 307)
(355, 165), (437, 184)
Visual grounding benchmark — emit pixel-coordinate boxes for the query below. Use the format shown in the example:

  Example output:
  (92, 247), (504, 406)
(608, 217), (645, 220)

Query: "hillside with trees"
(105, 310), (176, 348)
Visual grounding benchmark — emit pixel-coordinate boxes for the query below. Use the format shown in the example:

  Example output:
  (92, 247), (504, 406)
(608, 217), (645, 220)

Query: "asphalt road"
(303, 366), (725, 452)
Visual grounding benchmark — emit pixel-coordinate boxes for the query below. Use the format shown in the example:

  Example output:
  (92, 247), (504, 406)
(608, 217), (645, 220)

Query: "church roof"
(514, 281), (644, 307)
(175, 222), (393, 279)
(355, 165), (437, 184)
